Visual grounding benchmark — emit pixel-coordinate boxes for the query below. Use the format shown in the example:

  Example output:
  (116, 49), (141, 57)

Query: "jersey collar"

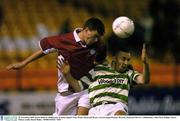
(73, 28), (82, 43)
(73, 28), (87, 47)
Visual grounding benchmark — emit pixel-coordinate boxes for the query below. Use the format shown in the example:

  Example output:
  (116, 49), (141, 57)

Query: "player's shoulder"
(94, 63), (111, 70)
(124, 65), (134, 76)
(60, 32), (74, 39)
(125, 69), (133, 76)
(125, 65), (141, 78)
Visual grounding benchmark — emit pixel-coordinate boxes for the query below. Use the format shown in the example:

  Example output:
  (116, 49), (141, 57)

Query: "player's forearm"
(23, 50), (46, 65)
(6, 50), (46, 70)
(142, 62), (150, 84)
(65, 73), (81, 92)
(141, 43), (150, 84)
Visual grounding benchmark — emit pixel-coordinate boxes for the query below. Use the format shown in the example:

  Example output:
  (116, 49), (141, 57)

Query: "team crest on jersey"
(126, 70), (133, 77)
(90, 49), (96, 55)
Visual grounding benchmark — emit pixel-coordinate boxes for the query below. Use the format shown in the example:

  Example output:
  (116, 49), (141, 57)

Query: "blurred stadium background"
(0, 0), (179, 115)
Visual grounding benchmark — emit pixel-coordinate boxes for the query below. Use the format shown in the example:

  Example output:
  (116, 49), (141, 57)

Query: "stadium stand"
(0, 0), (179, 91)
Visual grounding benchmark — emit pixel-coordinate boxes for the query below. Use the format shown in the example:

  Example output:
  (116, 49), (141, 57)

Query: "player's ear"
(84, 27), (89, 31)
(82, 27), (89, 35)
(111, 60), (116, 70)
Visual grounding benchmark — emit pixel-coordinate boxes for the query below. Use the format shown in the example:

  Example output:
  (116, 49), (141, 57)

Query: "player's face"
(84, 28), (100, 45)
(115, 51), (131, 72)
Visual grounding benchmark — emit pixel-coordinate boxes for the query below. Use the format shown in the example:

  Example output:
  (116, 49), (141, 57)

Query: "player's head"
(82, 17), (105, 45)
(114, 47), (131, 73)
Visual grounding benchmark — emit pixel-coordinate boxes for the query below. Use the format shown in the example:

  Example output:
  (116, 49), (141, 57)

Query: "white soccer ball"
(112, 16), (135, 38)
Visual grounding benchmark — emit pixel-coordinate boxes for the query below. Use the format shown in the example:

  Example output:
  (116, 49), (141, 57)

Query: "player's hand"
(56, 56), (70, 75)
(6, 62), (26, 70)
(61, 61), (70, 75)
(56, 55), (65, 70)
(141, 43), (147, 64)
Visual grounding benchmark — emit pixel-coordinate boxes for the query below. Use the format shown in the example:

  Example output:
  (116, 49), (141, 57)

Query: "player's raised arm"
(142, 43), (150, 84)
(6, 50), (46, 70)
(136, 43), (150, 84)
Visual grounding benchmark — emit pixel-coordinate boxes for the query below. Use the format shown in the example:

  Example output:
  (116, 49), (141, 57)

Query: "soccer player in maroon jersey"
(6, 17), (105, 115)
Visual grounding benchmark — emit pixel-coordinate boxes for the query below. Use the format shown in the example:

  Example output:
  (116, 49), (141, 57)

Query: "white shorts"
(53, 90), (90, 115)
(88, 102), (128, 116)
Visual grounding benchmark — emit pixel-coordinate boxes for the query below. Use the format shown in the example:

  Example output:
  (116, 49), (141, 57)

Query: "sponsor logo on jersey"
(98, 78), (128, 84)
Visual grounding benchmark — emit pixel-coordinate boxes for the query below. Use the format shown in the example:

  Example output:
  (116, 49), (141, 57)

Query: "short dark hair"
(95, 43), (107, 63)
(114, 46), (131, 56)
(84, 17), (105, 36)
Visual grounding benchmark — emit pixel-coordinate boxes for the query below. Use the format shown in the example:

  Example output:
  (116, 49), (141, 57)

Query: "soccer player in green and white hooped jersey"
(61, 43), (149, 115)
(77, 43), (150, 115)
(88, 65), (132, 111)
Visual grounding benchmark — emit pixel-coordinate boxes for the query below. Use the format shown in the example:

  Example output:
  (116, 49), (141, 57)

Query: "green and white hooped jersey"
(80, 64), (140, 107)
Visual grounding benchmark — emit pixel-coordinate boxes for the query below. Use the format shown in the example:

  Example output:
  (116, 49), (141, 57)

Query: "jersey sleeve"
(39, 36), (62, 54)
(126, 70), (141, 85)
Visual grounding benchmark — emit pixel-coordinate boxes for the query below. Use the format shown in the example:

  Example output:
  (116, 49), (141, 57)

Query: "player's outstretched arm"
(6, 50), (46, 70)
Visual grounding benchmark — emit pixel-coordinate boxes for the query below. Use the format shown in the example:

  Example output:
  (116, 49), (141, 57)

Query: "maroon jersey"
(39, 30), (95, 80)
